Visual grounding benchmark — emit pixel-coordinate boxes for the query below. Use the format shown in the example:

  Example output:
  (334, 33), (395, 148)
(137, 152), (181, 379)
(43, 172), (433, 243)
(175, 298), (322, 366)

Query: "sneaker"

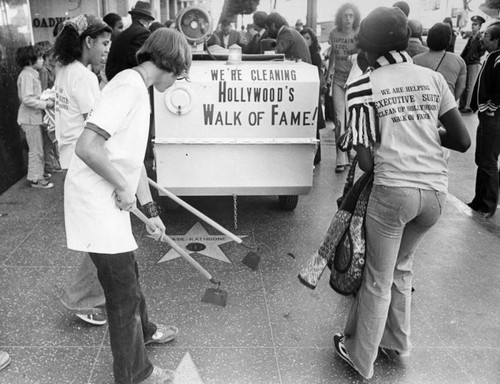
(31, 179), (54, 189)
(76, 313), (107, 326)
(145, 325), (178, 345)
(43, 173), (52, 179)
(49, 167), (63, 173)
(335, 165), (345, 173)
(141, 366), (175, 384)
(333, 333), (356, 370)
(0, 351), (11, 371)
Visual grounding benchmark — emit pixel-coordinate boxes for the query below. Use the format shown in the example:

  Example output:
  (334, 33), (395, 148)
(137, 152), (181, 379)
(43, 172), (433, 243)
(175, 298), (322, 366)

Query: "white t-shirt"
(55, 61), (100, 169)
(64, 70), (150, 253)
(371, 62), (456, 192)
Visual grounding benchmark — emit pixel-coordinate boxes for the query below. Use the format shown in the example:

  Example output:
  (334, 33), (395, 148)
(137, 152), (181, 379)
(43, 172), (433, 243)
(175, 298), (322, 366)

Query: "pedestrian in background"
(103, 12), (124, 42)
(105, 1), (154, 81)
(53, 14), (112, 325)
(34, 40), (62, 175)
(406, 19), (428, 57)
(443, 17), (458, 53)
(459, 15), (486, 113)
(301, 26), (325, 164)
(332, 7), (470, 379)
(468, 22), (500, 218)
(66, 28), (191, 384)
(413, 22), (466, 100)
(243, 11), (268, 54)
(326, 2), (360, 173)
(16, 45), (54, 189)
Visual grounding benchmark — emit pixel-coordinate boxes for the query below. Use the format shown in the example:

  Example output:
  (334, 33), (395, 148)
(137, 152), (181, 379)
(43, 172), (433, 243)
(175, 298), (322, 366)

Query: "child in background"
(16, 45), (55, 188)
(34, 40), (62, 174)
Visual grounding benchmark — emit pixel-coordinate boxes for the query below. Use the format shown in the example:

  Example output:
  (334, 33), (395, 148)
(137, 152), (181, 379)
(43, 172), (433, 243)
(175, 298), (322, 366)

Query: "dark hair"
(393, 1), (410, 17)
(443, 17), (453, 28)
(16, 45), (43, 67)
(221, 19), (231, 27)
(300, 27), (319, 53)
(427, 23), (452, 51)
(136, 29), (192, 77)
(335, 3), (361, 32)
(486, 23), (500, 41)
(53, 23), (111, 66)
(165, 20), (175, 28)
(34, 40), (52, 59)
(103, 13), (122, 29)
(149, 21), (166, 32)
(264, 12), (288, 29)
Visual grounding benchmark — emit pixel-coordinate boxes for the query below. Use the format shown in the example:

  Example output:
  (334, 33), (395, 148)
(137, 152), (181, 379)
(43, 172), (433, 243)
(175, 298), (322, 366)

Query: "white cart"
(153, 59), (319, 210)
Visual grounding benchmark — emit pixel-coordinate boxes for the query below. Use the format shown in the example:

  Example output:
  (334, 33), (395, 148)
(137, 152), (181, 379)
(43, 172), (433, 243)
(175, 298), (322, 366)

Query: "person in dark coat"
(459, 15), (486, 113)
(243, 11), (268, 54)
(105, 1), (154, 81)
(301, 27), (325, 164)
(264, 12), (311, 63)
(215, 19), (246, 49)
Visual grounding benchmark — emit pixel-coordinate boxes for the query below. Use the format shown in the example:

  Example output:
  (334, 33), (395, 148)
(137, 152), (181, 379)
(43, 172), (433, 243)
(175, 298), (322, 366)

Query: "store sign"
(32, 17), (67, 28)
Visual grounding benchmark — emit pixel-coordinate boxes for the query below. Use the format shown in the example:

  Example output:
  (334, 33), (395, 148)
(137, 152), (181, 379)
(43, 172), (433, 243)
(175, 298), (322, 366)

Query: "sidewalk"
(0, 125), (499, 383)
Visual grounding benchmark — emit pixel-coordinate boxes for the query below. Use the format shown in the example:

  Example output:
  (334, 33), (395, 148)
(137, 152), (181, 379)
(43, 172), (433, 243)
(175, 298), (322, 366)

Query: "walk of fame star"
(157, 222), (246, 264)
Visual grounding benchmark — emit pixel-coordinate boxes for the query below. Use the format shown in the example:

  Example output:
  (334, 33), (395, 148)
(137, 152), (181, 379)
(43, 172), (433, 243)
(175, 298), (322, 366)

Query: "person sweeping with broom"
(64, 28), (191, 384)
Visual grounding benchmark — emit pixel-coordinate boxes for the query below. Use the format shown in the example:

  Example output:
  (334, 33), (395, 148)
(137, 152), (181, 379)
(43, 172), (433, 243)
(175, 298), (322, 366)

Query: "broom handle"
(148, 178), (243, 244)
(131, 208), (219, 285)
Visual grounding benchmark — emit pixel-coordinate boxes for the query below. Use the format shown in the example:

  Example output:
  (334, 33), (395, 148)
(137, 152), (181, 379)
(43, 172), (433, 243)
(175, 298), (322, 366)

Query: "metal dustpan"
(131, 208), (228, 307)
(147, 178), (260, 270)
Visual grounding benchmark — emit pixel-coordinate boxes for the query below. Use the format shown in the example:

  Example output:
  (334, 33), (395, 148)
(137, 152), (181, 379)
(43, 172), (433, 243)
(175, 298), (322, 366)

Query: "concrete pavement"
(0, 121), (499, 383)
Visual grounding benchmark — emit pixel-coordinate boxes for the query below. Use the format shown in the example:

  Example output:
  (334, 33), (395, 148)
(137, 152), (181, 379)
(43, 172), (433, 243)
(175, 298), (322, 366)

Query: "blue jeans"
(61, 253), (106, 314)
(470, 112), (500, 214)
(343, 185), (446, 379)
(89, 251), (157, 384)
(21, 124), (44, 181)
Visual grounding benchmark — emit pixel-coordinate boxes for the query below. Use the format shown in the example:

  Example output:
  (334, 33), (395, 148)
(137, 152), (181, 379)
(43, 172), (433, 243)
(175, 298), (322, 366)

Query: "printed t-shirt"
(329, 28), (358, 87)
(55, 61), (100, 168)
(371, 62), (456, 192)
(64, 70), (150, 254)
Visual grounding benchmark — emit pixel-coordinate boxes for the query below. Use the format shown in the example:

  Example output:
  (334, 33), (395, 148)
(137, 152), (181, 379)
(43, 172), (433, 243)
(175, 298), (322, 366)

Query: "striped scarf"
(340, 51), (413, 149)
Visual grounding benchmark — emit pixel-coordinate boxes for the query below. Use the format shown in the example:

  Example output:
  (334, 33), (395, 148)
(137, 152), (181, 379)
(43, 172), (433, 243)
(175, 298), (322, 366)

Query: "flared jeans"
(343, 185), (447, 379)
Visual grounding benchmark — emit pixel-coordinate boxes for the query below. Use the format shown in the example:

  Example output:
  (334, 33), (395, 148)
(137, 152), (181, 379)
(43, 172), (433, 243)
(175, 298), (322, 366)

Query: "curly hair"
(335, 3), (361, 32)
(53, 22), (111, 66)
(300, 27), (320, 53)
(16, 45), (43, 67)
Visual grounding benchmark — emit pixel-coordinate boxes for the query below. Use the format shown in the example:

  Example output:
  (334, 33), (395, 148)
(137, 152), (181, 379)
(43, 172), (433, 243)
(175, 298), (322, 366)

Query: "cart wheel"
(278, 195), (298, 210)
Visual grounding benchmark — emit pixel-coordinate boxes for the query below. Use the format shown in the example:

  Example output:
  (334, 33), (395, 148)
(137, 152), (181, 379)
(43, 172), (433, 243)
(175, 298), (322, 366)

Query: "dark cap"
(63, 14), (112, 37)
(129, 1), (154, 20)
(393, 1), (410, 17)
(357, 7), (410, 54)
(471, 15), (486, 24)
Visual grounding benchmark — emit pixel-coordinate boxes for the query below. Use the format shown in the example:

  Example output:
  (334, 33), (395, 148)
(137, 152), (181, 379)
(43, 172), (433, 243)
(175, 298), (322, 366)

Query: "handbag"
(298, 157), (373, 295)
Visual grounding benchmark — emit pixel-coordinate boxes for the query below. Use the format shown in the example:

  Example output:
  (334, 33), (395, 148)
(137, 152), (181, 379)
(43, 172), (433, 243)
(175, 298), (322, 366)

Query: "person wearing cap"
(332, 7), (470, 379)
(459, 15), (486, 113)
(54, 14), (112, 326)
(244, 11), (268, 54)
(467, 22), (500, 218)
(326, 2), (360, 173)
(105, 1), (154, 81)
(406, 19), (428, 57)
(66, 28), (191, 384)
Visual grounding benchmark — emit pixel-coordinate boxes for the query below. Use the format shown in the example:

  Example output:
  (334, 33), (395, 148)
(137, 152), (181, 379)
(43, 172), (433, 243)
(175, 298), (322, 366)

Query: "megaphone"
(176, 6), (213, 47)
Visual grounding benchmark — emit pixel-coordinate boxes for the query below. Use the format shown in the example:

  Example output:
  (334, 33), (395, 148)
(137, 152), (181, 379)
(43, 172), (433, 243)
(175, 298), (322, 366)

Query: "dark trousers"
(89, 251), (157, 384)
(470, 113), (500, 214)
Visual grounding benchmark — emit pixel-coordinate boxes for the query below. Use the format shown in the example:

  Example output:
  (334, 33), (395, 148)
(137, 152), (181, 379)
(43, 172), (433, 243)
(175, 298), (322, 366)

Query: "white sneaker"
(141, 366), (175, 384)
(76, 313), (107, 326)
